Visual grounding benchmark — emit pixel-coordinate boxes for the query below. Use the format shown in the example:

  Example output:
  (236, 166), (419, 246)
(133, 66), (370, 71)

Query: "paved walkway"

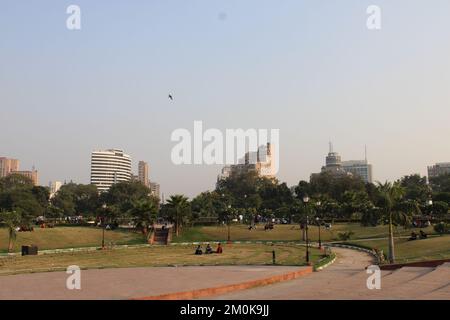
(210, 248), (450, 300)
(0, 265), (304, 300)
(2, 248), (449, 300)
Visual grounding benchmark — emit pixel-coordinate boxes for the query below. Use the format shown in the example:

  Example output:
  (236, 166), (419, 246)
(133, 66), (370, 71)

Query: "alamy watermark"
(66, 265), (81, 290)
(66, 5), (81, 30)
(366, 265), (381, 290)
(171, 121), (279, 174)
(367, 5), (381, 30)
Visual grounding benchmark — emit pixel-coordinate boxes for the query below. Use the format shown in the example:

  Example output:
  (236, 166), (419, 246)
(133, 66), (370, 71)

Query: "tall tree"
(166, 195), (191, 236)
(399, 174), (430, 203)
(375, 181), (421, 263)
(127, 198), (159, 241)
(0, 210), (22, 252)
(191, 191), (220, 219)
(0, 174), (45, 225)
(309, 171), (366, 202)
(429, 174), (450, 193)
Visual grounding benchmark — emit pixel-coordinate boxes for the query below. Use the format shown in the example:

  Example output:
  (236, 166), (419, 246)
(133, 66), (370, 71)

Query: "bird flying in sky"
(168, 94), (173, 100)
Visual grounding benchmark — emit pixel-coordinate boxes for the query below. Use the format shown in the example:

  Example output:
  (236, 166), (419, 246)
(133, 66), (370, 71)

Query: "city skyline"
(2, 1), (450, 197)
(3, 141), (449, 196)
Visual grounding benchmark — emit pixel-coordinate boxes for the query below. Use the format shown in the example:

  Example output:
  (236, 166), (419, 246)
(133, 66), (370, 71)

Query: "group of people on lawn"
(409, 229), (428, 241)
(194, 243), (223, 255)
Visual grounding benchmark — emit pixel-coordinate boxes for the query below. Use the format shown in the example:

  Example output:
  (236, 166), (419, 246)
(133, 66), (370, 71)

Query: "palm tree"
(0, 210), (21, 253)
(166, 195), (191, 236)
(127, 199), (158, 242)
(375, 181), (421, 263)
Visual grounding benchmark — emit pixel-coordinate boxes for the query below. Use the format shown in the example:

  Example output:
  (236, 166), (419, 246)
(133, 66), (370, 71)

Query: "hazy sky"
(1, 0), (450, 198)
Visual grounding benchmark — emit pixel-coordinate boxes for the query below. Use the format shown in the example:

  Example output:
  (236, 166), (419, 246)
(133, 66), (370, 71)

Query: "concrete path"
(2, 248), (449, 300)
(0, 265), (305, 300)
(209, 249), (450, 300)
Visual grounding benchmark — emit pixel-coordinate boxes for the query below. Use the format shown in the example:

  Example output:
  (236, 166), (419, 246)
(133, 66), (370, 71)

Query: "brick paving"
(210, 248), (450, 300)
(0, 265), (304, 300)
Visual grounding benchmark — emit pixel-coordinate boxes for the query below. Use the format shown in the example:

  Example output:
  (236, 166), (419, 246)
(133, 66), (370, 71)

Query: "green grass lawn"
(1, 223), (445, 270)
(345, 234), (450, 264)
(173, 223), (436, 243)
(0, 226), (145, 253)
(1, 223), (437, 254)
(0, 244), (322, 275)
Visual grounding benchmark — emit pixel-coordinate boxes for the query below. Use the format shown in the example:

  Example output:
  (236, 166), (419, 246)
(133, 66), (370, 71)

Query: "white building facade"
(49, 181), (62, 198)
(342, 160), (373, 184)
(220, 143), (276, 179)
(90, 149), (132, 192)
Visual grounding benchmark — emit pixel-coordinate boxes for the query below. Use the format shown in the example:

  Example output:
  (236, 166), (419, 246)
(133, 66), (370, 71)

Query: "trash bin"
(21, 245), (38, 256)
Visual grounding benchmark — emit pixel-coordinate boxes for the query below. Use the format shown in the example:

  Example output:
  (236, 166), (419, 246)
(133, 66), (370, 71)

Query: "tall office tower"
(427, 162), (450, 178)
(150, 182), (160, 199)
(0, 157), (20, 178)
(12, 169), (39, 186)
(49, 181), (62, 198)
(342, 160), (373, 183)
(138, 161), (149, 187)
(90, 149), (132, 192)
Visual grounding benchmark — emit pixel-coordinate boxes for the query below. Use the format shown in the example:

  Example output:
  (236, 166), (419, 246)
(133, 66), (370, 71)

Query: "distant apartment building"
(427, 163), (450, 178)
(49, 181), (62, 198)
(12, 169), (39, 186)
(220, 143), (276, 179)
(150, 182), (160, 199)
(138, 161), (149, 187)
(0, 157), (19, 178)
(90, 149), (132, 192)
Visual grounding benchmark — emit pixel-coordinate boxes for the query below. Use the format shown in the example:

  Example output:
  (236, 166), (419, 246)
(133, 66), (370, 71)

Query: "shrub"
(337, 231), (355, 241)
(434, 222), (449, 234)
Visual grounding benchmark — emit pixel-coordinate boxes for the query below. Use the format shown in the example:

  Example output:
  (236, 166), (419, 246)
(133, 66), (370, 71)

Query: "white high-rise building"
(342, 160), (373, 183)
(90, 149), (132, 192)
(49, 181), (62, 198)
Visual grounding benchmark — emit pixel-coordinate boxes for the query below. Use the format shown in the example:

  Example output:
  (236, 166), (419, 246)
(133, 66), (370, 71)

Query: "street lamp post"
(222, 193), (232, 244)
(316, 201), (322, 250)
(316, 217), (322, 249)
(101, 204), (107, 249)
(102, 222), (105, 249)
(303, 196), (310, 264)
(227, 205), (232, 243)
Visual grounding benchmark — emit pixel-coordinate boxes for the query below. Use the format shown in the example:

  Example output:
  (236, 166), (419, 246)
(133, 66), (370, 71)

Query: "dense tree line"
(2, 170), (450, 256)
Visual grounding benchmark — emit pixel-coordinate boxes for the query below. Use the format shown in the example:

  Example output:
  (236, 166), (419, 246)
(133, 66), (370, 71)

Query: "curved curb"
(328, 243), (377, 258)
(314, 253), (337, 271)
(132, 266), (313, 300)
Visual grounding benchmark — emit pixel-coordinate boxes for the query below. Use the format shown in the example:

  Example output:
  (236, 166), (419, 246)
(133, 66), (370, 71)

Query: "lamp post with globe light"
(316, 201), (322, 249)
(302, 196), (310, 264)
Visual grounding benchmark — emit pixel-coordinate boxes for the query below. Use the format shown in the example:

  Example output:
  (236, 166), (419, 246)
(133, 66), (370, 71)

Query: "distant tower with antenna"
(319, 141), (346, 175)
(341, 144), (373, 183)
(324, 141), (343, 171)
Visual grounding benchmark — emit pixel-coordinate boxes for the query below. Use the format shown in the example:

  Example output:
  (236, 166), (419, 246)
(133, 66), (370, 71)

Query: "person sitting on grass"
(409, 231), (418, 241)
(420, 230), (427, 239)
(216, 243), (223, 254)
(195, 245), (203, 255)
(205, 243), (213, 254)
